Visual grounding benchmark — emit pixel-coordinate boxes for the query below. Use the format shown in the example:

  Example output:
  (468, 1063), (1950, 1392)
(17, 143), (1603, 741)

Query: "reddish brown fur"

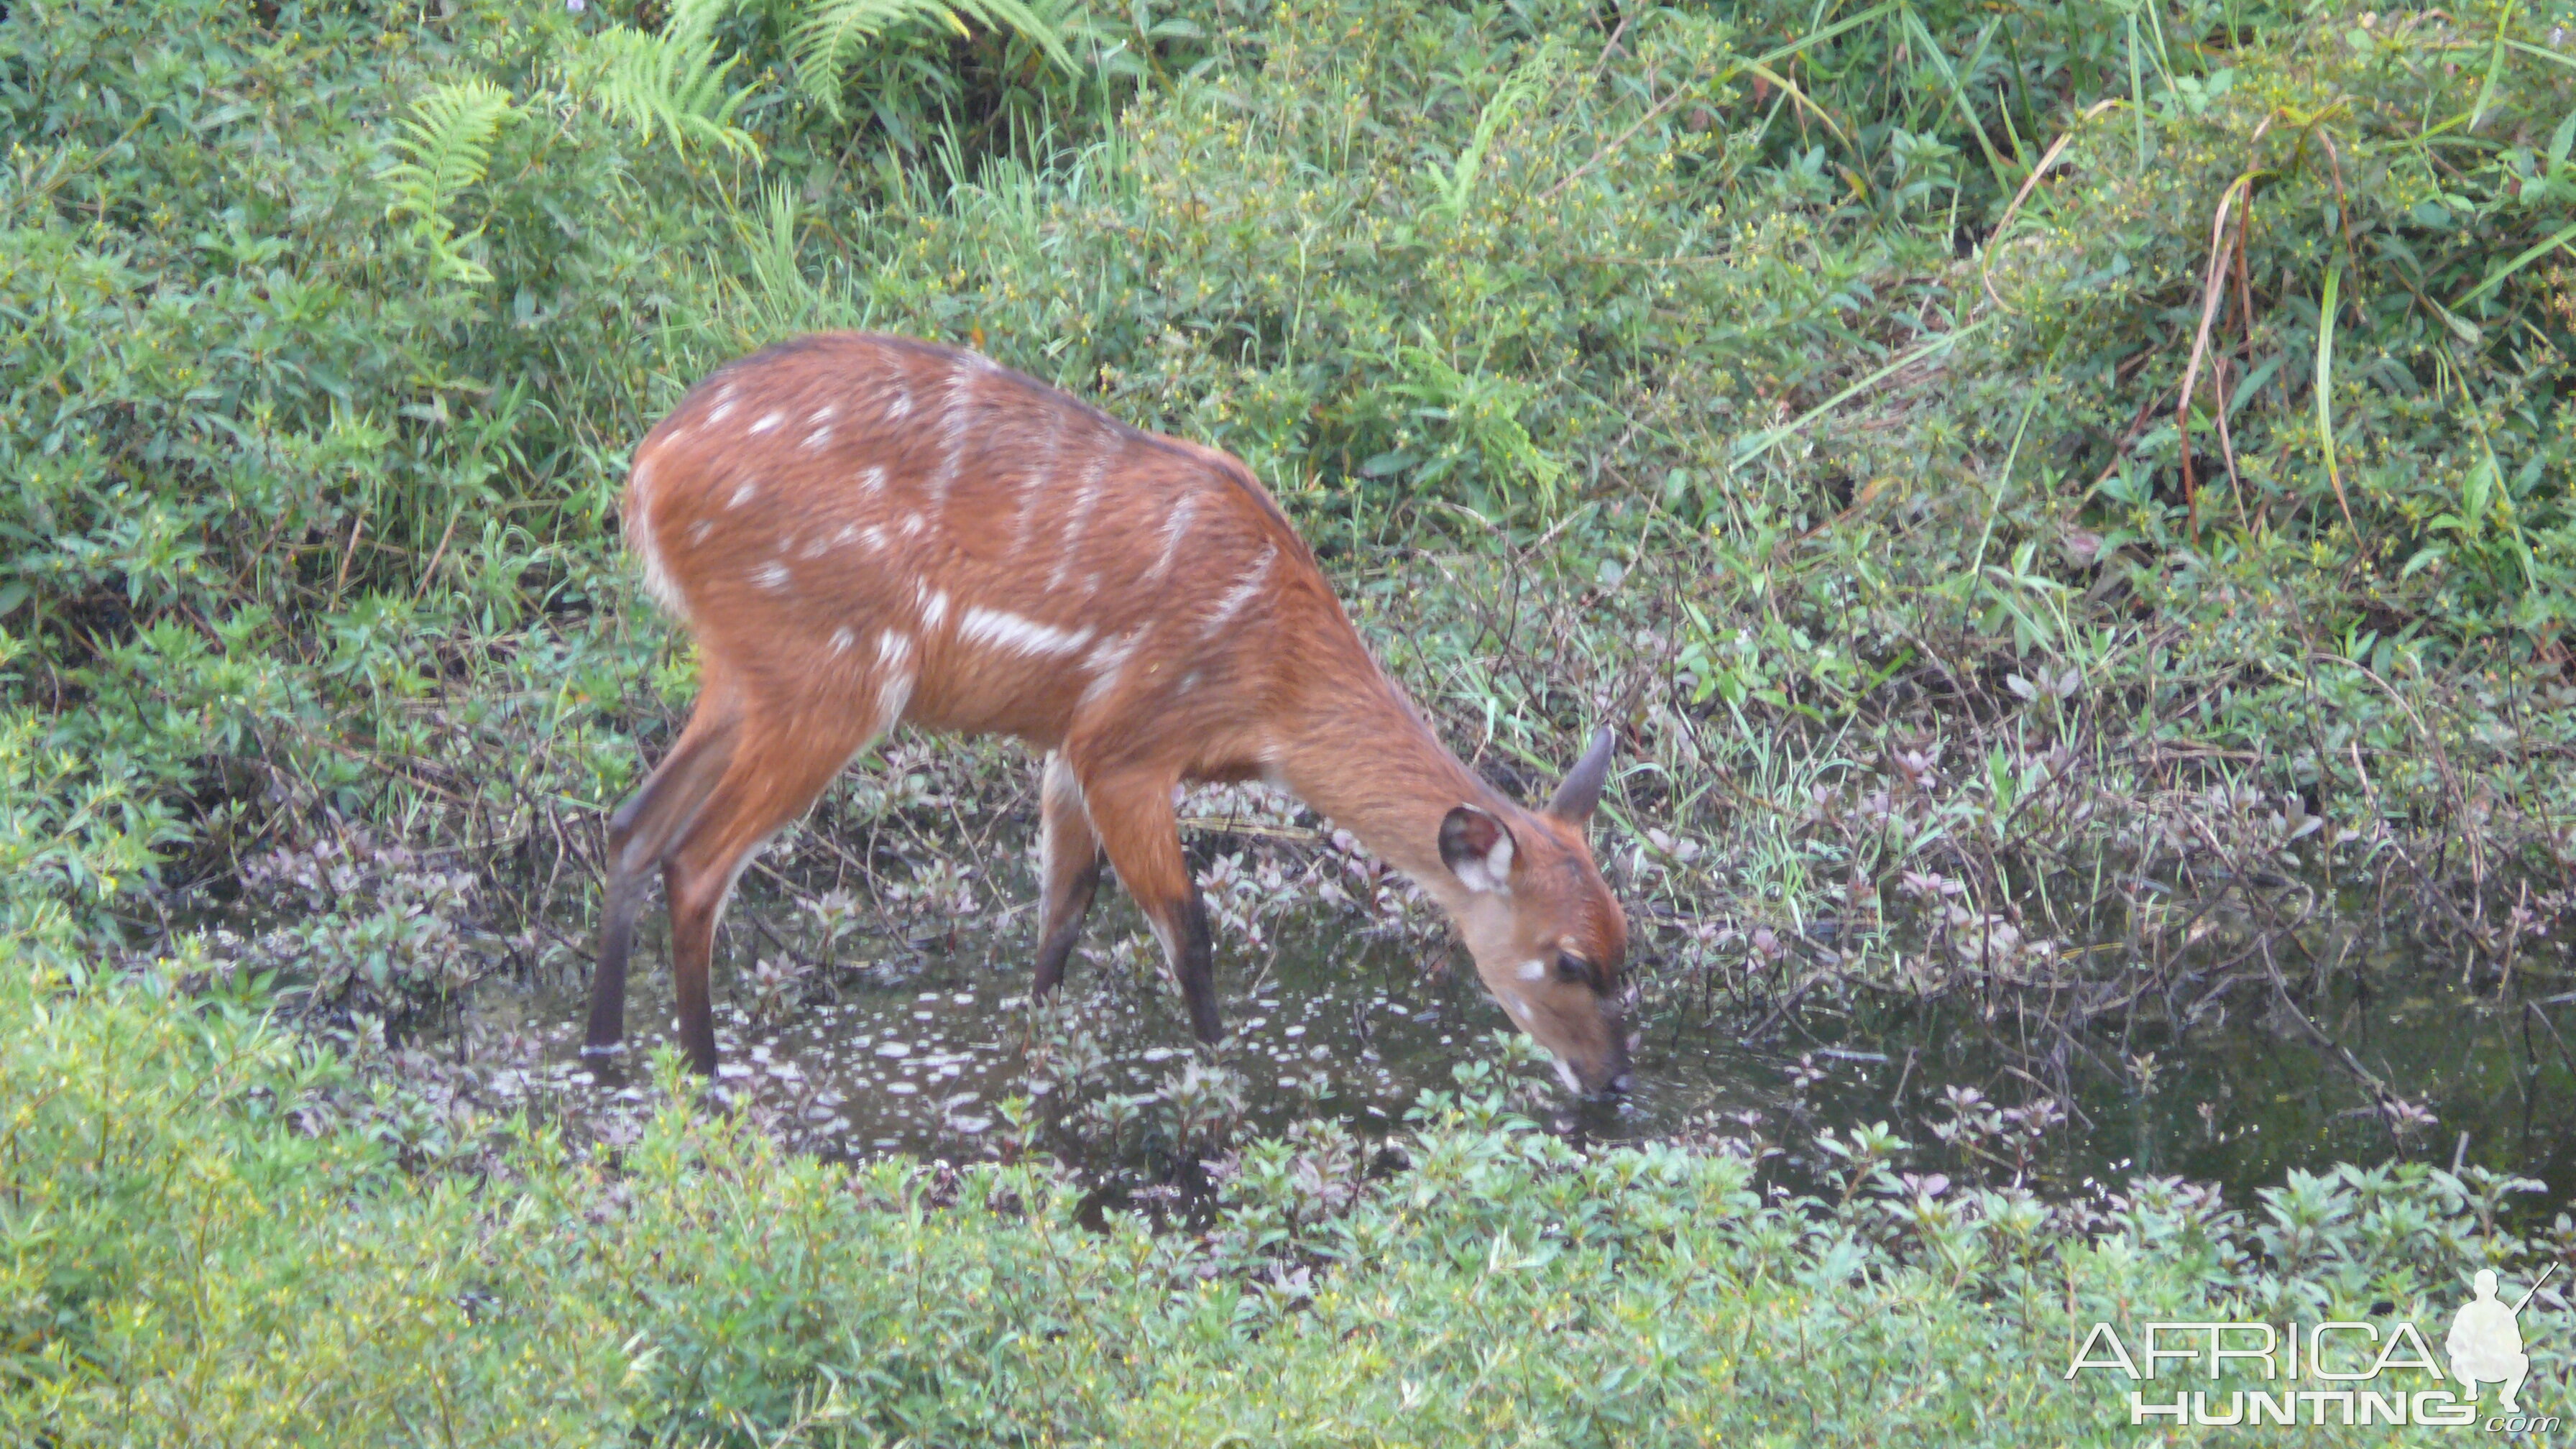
(587, 333), (1632, 1092)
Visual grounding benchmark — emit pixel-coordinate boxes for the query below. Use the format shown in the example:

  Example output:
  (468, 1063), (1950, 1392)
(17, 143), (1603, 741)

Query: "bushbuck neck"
(585, 331), (1632, 1093)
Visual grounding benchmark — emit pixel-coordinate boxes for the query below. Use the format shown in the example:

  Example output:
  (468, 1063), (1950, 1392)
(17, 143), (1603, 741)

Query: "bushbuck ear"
(1545, 727), (1616, 824)
(1438, 804), (1517, 894)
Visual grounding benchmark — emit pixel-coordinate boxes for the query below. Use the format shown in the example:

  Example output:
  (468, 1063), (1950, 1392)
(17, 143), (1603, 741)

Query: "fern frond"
(381, 78), (517, 285)
(382, 78), (515, 228)
(945, 0), (1073, 70)
(789, 0), (1072, 120)
(790, 0), (939, 118)
(589, 2), (761, 161)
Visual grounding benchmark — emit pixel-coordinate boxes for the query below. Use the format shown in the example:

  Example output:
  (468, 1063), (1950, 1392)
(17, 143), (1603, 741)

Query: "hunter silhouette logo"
(2447, 1266), (2549, 1414)
(2065, 1264), (2559, 1432)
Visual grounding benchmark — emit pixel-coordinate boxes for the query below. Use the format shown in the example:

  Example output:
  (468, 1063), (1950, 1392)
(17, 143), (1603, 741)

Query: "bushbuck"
(586, 333), (1633, 1093)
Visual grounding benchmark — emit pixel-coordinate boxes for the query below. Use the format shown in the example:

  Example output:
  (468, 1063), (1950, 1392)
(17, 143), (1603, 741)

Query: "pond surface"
(436, 893), (2576, 1209)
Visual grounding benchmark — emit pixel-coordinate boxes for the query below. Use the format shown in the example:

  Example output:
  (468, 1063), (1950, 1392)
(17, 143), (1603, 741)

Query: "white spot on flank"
(857, 465), (886, 494)
(686, 520), (713, 546)
(1200, 543), (1276, 636)
(959, 607), (1092, 658)
(860, 525), (888, 553)
(829, 627), (855, 656)
(801, 533), (832, 559)
(920, 589), (949, 631)
(902, 513), (926, 538)
(1517, 958), (1548, 983)
(886, 387), (913, 420)
(728, 482), (758, 510)
(809, 404), (837, 426)
(751, 561), (791, 592)
(1144, 493), (1197, 583)
(878, 630), (911, 668)
(750, 410), (784, 435)
(707, 400), (736, 427)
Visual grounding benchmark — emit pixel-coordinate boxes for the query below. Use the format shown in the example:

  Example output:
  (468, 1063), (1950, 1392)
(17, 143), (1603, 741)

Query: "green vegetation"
(6, 0), (2576, 1438)
(4, 964), (2567, 1443)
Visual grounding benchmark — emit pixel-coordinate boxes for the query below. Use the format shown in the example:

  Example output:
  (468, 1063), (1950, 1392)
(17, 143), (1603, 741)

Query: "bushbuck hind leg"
(1080, 765), (1223, 1044)
(1031, 750), (1105, 997)
(659, 715), (885, 1072)
(586, 705), (742, 1058)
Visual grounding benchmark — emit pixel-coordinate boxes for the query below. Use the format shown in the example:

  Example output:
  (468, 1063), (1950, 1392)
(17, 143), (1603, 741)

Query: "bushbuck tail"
(586, 333), (1633, 1093)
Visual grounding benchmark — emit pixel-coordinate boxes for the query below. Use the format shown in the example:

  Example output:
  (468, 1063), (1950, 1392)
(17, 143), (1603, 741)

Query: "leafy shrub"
(3, 967), (2566, 1443)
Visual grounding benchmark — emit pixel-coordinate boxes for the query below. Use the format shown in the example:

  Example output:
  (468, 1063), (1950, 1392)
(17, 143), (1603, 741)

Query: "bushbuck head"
(1437, 728), (1632, 1095)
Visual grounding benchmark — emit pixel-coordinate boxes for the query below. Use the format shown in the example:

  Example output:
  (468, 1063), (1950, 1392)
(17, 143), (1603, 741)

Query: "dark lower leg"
(1170, 891), (1222, 1044)
(1082, 768), (1223, 1044)
(1032, 752), (1103, 995)
(584, 873), (643, 1055)
(1033, 853), (1103, 996)
(667, 861), (722, 1074)
(586, 719), (737, 1056)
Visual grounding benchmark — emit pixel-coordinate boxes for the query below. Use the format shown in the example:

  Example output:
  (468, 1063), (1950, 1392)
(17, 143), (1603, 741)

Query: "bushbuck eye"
(1556, 951), (1593, 988)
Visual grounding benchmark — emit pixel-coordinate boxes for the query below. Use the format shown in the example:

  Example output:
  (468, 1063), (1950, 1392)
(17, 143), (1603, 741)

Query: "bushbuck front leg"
(658, 715), (883, 1072)
(1032, 750), (1105, 996)
(587, 704), (742, 1057)
(1080, 765), (1223, 1044)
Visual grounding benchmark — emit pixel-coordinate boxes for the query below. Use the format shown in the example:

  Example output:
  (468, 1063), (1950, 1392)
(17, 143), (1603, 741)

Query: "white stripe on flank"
(877, 669), (914, 727)
(802, 426), (833, 451)
(1078, 629), (1142, 707)
(958, 607), (1092, 659)
(630, 494), (689, 619)
(875, 631), (915, 724)
(1200, 543), (1276, 635)
(928, 360), (979, 504)
(1049, 451), (1111, 589)
(809, 404), (838, 426)
(1143, 493), (1197, 584)
(750, 410), (783, 435)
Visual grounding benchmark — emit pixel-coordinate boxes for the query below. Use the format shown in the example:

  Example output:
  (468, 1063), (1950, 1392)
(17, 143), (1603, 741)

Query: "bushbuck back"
(587, 333), (1633, 1092)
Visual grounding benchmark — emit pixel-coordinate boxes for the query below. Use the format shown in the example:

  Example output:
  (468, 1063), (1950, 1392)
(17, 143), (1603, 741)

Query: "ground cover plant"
(5, 0), (2576, 1438)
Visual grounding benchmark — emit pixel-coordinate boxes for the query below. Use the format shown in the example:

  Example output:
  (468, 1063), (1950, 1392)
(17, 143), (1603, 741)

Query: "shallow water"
(431, 875), (2576, 1211)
